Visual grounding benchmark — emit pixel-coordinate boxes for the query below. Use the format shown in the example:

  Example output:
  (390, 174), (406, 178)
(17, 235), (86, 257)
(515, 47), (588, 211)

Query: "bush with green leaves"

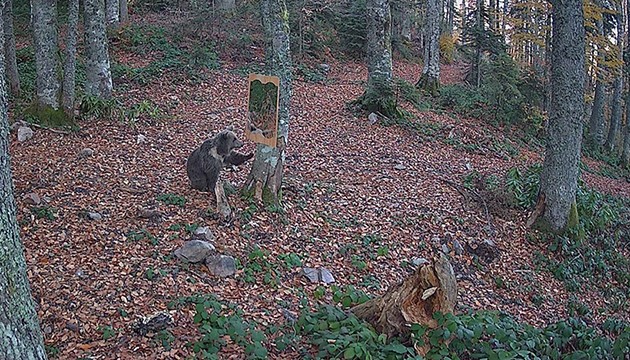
(168, 294), (268, 359)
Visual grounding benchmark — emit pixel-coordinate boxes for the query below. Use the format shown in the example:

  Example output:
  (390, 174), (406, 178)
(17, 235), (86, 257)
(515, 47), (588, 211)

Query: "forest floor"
(8, 9), (630, 360)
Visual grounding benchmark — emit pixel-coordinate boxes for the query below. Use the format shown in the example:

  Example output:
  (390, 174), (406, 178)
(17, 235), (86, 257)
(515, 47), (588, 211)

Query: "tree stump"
(214, 180), (231, 221)
(351, 253), (457, 354)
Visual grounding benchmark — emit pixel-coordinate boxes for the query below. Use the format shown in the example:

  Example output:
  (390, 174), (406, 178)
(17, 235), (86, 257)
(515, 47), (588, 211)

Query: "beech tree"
(62, 0), (80, 118)
(605, 2), (624, 152)
(529, 0), (585, 232)
(31, 0), (60, 109)
(84, 0), (113, 99)
(244, 0), (292, 205)
(354, 0), (398, 117)
(2, 0), (19, 95)
(106, 0), (120, 28)
(0, 12), (48, 359)
(417, 0), (441, 94)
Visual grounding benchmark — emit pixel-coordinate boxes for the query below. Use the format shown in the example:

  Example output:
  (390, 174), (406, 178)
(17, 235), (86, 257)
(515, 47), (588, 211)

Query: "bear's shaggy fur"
(186, 128), (253, 192)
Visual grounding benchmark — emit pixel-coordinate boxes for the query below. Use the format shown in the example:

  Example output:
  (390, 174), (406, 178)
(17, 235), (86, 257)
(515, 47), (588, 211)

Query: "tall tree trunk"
(119, 0), (128, 23)
(475, 0), (483, 87)
(31, 0), (60, 109)
(2, 0), (19, 95)
(417, 0), (441, 95)
(605, 4), (624, 152)
(391, 0), (412, 45)
(447, 0), (455, 34)
(605, 77), (622, 152)
(529, 0), (585, 233)
(623, 0), (630, 167)
(62, 0), (79, 119)
(589, 78), (606, 148)
(0, 13), (48, 360)
(106, 0), (120, 28)
(84, 0), (112, 99)
(588, 17), (606, 149)
(357, 0), (396, 116)
(216, 0), (235, 10)
(244, 0), (292, 206)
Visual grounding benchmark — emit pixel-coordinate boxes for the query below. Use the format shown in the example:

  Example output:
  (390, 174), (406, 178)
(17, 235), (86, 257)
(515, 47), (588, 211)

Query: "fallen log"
(351, 253), (457, 354)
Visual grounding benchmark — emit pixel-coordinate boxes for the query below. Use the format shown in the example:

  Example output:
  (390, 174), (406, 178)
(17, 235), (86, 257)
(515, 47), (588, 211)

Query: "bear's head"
(215, 128), (244, 157)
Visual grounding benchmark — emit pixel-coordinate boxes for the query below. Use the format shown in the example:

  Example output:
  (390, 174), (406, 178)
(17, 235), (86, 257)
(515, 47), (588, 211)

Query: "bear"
(186, 127), (253, 192)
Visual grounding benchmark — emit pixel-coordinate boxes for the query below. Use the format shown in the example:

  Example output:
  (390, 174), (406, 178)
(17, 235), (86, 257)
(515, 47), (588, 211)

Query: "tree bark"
(0, 13), (48, 360)
(530, 0), (585, 233)
(216, 0), (235, 10)
(62, 0), (79, 119)
(588, 77), (605, 149)
(106, 0), (120, 28)
(119, 0), (128, 23)
(391, 0), (412, 45)
(244, 0), (292, 206)
(352, 254), (457, 355)
(417, 0), (441, 95)
(2, 0), (19, 95)
(605, 4), (624, 153)
(84, 0), (113, 99)
(31, 0), (60, 109)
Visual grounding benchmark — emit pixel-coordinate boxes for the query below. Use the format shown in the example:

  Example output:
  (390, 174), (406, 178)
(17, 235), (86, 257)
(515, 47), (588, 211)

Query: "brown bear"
(186, 127), (253, 192)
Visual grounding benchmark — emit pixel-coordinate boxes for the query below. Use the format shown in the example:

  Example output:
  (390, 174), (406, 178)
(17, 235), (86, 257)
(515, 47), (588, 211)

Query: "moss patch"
(25, 104), (78, 130)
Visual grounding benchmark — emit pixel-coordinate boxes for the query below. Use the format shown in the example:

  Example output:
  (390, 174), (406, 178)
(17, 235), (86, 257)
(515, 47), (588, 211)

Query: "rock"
(205, 255), (236, 277)
(368, 112), (378, 125)
(320, 268), (335, 284)
(137, 208), (162, 220)
(192, 226), (215, 242)
(75, 269), (87, 278)
(133, 312), (173, 336)
(452, 239), (464, 255)
(17, 126), (34, 142)
(10, 120), (28, 132)
(471, 239), (500, 264)
(136, 134), (147, 144)
(412, 257), (429, 267)
(78, 148), (95, 158)
(281, 308), (298, 324)
(318, 63), (330, 73)
(174, 240), (215, 263)
(23, 193), (41, 205)
(87, 212), (102, 220)
(65, 321), (79, 332)
(302, 267), (335, 284)
(394, 164), (407, 170)
(441, 243), (450, 254)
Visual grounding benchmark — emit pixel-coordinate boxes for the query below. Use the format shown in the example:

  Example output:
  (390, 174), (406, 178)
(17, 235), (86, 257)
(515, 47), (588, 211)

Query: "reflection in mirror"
(246, 74), (279, 148)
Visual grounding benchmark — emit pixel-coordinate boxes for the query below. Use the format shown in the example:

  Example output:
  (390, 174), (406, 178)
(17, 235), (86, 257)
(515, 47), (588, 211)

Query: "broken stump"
(351, 253), (457, 354)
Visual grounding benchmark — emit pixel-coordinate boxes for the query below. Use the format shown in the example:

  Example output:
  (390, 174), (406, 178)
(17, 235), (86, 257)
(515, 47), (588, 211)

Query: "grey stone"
(394, 163), (407, 170)
(193, 226), (215, 242)
(412, 257), (429, 267)
(136, 134), (147, 144)
(320, 268), (335, 284)
(87, 212), (102, 220)
(205, 255), (236, 277)
(453, 239), (464, 255)
(174, 240), (216, 263)
(66, 321), (79, 332)
(368, 112), (378, 125)
(441, 243), (450, 254)
(318, 63), (330, 72)
(23, 193), (41, 205)
(78, 148), (95, 158)
(302, 267), (334, 284)
(303, 267), (319, 283)
(17, 126), (34, 142)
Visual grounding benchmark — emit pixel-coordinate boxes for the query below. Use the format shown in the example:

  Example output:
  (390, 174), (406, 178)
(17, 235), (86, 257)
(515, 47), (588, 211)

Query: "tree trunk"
(244, 0), (292, 206)
(31, 0), (60, 109)
(589, 78), (605, 149)
(624, 0), (630, 167)
(62, 0), (79, 119)
(529, 0), (585, 233)
(0, 13), (48, 360)
(352, 254), (457, 355)
(446, 0), (454, 34)
(392, 0), (412, 45)
(106, 0), (120, 28)
(605, 4), (624, 153)
(84, 0), (113, 99)
(356, 0), (397, 117)
(417, 0), (441, 95)
(216, 0), (235, 10)
(605, 76), (622, 152)
(588, 17), (606, 149)
(119, 0), (128, 23)
(2, 0), (19, 95)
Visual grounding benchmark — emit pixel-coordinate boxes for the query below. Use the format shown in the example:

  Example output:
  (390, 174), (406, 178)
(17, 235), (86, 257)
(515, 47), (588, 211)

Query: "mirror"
(245, 74), (280, 148)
